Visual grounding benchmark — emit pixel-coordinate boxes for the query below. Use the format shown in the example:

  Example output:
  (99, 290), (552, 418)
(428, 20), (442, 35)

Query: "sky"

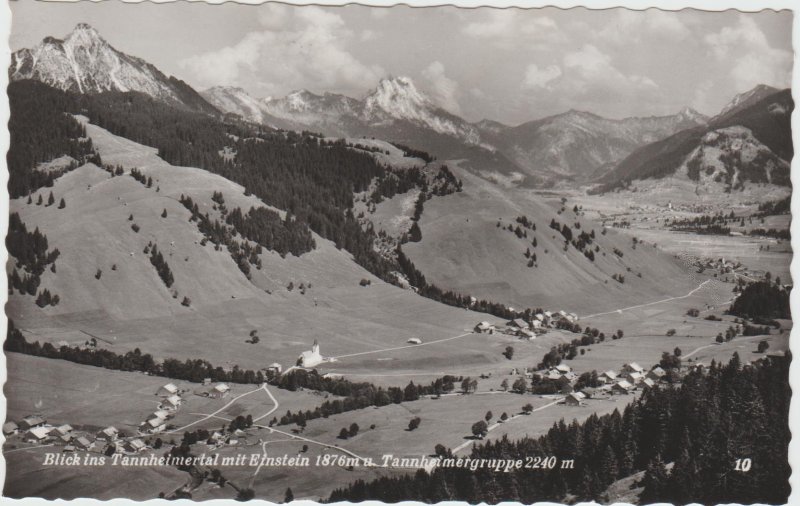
(9, 1), (794, 125)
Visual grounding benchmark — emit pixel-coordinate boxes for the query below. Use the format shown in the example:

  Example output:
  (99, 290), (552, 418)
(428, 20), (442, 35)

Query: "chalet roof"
(214, 383), (230, 392)
(148, 410), (169, 421)
(26, 427), (51, 439)
(601, 370), (618, 379)
(615, 380), (634, 390)
(511, 318), (528, 328)
(99, 426), (118, 437)
(22, 416), (45, 426)
(126, 439), (146, 450)
(76, 436), (93, 447)
(165, 395), (181, 406)
(626, 362), (644, 373)
(55, 424), (73, 435)
(568, 392), (586, 401)
(3, 422), (18, 433)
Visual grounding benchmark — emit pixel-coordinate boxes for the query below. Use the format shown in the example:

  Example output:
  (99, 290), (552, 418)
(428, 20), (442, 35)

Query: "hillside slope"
(6, 119), (493, 372)
(399, 164), (700, 314)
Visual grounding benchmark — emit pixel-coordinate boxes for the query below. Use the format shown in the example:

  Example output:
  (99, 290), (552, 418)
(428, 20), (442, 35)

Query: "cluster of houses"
(475, 310), (579, 339)
(3, 415), (148, 455)
(562, 362), (668, 407)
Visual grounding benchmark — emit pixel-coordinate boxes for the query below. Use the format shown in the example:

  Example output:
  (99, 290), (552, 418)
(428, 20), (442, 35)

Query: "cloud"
(179, 6), (383, 95)
(562, 44), (657, 93)
(462, 10), (562, 48)
(420, 61), (462, 115)
(522, 63), (562, 89)
(597, 9), (690, 45)
(704, 17), (792, 91)
(518, 44), (660, 115)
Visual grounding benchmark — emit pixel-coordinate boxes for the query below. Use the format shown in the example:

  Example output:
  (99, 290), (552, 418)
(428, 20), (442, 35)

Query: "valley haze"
(2, 3), (794, 506)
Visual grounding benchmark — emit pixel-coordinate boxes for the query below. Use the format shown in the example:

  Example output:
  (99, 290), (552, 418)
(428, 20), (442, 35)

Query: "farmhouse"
(75, 436), (94, 450)
(298, 340), (323, 368)
(62, 444), (76, 453)
(19, 415), (46, 430)
(612, 380), (635, 395)
(3, 422), (19, 435)
(623, 371), (645, 384)
(147, 410), (169, 422)
(554, 364), (572, 374)
(642, 378), (656, 388)
(600, 370), (618, 383)
(156, 383), (179, 397)
(474, 321), (495, 333)
(54, 424), (73, 436)
(517, 328), (535, 339)
(25, 426), (52, 443)
(508, 318), (529, 329)
(208, 383), (230, 399)
(647, 367), (666, 381)
(266, 363), (283, 377)
(565, 392), (586, 406)
(143, 417), (166, 433)
(96, 426), (119, 441)
(623, 362), (645, 374)
(407, 337), (422, 344)
(544, 370), (562, 381)
(123, 439), (147, 453)
(162, 395), (182, 410)
(581, 387), (600, 398)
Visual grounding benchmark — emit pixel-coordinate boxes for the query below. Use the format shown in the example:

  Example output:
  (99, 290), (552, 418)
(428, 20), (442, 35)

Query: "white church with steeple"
(298, 340), (323, 368)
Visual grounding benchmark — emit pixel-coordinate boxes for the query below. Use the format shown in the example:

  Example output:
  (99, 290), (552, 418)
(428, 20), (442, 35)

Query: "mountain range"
(9, 23), (792, 190)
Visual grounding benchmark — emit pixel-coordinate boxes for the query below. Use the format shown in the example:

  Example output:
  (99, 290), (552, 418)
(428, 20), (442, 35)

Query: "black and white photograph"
(1, 1), (795, 504)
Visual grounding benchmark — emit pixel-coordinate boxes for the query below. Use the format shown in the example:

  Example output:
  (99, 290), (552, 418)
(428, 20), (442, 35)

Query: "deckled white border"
(0, 2), (795, 506)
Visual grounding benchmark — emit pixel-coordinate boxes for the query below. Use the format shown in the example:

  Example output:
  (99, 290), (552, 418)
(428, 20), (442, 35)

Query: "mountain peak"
(365, 76), (433, 118)
(10, 24), (217, 114)
(719, 84), (779, 118)
(678, 106), (707, 123)
(65, 22), (106, 47)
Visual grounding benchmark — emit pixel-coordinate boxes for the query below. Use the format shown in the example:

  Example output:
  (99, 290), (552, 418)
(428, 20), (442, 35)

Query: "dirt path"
(450, 399), (561, 455)
(581, 279), (712, 319)
(330, 332), (472, 360)
(166, 385), (265, 434)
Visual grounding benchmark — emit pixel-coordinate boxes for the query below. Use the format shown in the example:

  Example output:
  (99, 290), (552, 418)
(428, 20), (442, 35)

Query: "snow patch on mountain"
(10, 23), (213, 112)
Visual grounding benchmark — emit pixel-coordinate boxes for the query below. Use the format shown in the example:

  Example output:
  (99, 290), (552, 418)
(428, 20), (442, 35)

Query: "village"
(3, 378), (237, 458)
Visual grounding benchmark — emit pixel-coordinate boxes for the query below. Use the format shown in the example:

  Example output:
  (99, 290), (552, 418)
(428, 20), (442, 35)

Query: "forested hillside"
(329, 352), (791, 505)
(7, 81), (99, 198)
